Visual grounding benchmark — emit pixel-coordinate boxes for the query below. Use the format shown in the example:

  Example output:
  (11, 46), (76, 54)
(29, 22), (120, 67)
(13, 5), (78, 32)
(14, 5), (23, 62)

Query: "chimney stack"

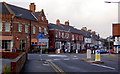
(88, 29), (92, 33)
(92, 31), (96, 34)
(29, 3), (36, 13)
(64, 20), (69, 26)
(56, 19), (60, 25)
(81, 27), (87, 31)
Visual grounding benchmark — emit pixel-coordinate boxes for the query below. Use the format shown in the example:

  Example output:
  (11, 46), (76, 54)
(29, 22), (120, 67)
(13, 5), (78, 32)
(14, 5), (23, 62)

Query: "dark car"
(99, 50), (108, 54)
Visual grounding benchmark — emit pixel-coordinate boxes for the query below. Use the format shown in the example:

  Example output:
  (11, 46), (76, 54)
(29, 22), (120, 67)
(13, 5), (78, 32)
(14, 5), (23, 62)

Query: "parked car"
(98, 50), (108, 54)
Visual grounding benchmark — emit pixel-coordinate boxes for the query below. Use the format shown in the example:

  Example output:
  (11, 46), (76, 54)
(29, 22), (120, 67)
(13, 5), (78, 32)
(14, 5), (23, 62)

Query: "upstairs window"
(33, 26), (36, 34)
(25, 24), (28, 33)
(44, 27), (48, 35)
(62, 32), (64, 38)
(5, 22), (10, 32)
(39, 27), (41, 32)
(18, 23), (22, 32)
(0, 22), (2, 31)
(72, 35), (74, 40)
(59, 32), (61, 38)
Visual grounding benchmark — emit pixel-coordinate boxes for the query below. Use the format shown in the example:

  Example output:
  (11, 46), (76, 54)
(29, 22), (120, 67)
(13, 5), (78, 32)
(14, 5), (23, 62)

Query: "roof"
(48, 23), (65, 31)
(33, 12), (42, 18)
(0, 2), (37, 21)
(0, 2), (10, 14)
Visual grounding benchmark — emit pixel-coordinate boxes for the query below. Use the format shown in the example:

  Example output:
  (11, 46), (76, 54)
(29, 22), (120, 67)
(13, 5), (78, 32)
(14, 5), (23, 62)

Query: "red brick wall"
(113, 24), (120, 36)
(1, 52), (22, 58)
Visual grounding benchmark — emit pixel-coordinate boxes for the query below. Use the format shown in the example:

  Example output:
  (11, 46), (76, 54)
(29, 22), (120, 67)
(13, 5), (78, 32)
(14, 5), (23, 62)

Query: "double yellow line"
(48, 61), (66, 74)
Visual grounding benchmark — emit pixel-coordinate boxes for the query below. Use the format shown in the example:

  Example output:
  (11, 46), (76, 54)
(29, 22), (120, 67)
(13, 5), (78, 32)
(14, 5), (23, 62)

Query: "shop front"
(0, 36), (13, 52)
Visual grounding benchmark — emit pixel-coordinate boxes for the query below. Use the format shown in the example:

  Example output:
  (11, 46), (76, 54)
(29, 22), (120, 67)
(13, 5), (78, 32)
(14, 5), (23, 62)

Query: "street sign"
(38, 33), (44, 39)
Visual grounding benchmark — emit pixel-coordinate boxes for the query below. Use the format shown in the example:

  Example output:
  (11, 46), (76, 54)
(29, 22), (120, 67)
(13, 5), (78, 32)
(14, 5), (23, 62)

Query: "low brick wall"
(11, 52), (27, 73)
(1, 52), (23, 59)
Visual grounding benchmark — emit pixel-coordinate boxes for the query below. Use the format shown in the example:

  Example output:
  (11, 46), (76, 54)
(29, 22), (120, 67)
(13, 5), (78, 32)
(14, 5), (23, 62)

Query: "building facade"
(113, 23), (120, 53)
(0, 2), (49, 52)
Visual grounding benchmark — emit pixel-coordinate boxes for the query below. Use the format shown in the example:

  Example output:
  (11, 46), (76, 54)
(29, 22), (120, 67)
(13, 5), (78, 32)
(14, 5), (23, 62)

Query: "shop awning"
(0, 36), (13, 40)
(31, 39), (38, 42)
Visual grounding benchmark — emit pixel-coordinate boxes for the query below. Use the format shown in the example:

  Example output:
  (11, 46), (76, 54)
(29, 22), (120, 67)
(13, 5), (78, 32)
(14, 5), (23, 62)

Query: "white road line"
(92, 64), (115, 70)
(73, 58), (79, 60)
(64, 58), (70, 60)
(46, 59), (52, 61)
(53, 59), (60, 61)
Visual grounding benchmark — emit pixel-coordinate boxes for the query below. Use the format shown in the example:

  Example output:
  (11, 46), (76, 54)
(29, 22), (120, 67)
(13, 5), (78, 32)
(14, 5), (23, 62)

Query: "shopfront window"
(55, 42), (61, 49)
(2, 40), (11, 51)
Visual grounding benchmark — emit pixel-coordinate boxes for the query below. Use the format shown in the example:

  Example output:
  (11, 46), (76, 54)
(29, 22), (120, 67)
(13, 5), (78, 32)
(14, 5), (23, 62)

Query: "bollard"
(92, 50), (104, 64)
(95, 50), (101, 61)
(58, 49), (60, 53)
(76, 50), (78, 53)
(87, 49), (91, 60)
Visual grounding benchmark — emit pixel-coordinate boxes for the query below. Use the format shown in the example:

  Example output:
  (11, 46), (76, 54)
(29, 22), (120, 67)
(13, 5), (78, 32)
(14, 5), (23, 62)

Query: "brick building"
(113, 23), (120, 53)
(0, 2), (49, 52)
(48, 19), (84, 52)
(48, 20), (103, 53)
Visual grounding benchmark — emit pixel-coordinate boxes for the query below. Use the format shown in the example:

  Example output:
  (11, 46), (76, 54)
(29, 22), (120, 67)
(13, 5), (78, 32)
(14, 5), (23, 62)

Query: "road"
(22, 53), (119, 73)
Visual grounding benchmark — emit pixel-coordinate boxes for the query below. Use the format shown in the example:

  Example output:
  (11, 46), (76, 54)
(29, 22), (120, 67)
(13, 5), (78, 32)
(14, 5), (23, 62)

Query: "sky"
(0, 0), (119, 38)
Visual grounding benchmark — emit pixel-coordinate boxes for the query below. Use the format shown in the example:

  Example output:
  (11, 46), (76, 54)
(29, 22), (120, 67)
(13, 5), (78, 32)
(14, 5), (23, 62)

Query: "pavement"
(21, 53), (57, 73)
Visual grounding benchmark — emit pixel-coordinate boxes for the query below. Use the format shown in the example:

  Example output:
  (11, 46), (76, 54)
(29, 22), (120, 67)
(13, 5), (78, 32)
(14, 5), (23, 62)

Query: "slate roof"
(0, 2), (37, 21)
(48, 23), (65, 31)
(0, 2), (10, 14)
(33, 12), (42, 18)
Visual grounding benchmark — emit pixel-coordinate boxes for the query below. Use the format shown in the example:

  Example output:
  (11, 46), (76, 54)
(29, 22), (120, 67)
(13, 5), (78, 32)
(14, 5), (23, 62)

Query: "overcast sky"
(0, 0), (119, 38)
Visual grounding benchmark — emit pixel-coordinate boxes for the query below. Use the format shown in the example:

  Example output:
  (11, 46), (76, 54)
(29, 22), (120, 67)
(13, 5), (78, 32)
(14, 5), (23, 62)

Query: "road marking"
(48, 55), (67, 58)
(46, 59), (52, 61)
(92, 64), (115, 70)
(48, 61), (65, 73)
(73, 58), (79, 60)
(74, 55), (77, 57)
(53, 59), (60, 61)
(64, 58), (70, 60)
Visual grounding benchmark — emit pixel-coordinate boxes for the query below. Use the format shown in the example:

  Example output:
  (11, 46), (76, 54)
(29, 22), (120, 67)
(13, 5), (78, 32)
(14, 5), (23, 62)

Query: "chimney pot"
(65, 21), (69, 26)
(29, 3), (36, 13)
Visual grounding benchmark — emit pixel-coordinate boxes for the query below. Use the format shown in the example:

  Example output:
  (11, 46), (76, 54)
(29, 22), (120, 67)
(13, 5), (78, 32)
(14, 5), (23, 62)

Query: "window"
(62, 32), (64, 38)
(2, 40), (11, 50)
(5, 22), (10, 32)
(55, 42), (61, 49)
(18, 24), (22, 32)
(72, 35), (74, 40)
(0, 22), (2, 31)
(39, 27), (41, 32)
(25, 24), (28, 33)
(44, 28), (48, 35)
(33, 26), (36, 34)
(41, 16), (44, 22)
(59, 32), (61, 38)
